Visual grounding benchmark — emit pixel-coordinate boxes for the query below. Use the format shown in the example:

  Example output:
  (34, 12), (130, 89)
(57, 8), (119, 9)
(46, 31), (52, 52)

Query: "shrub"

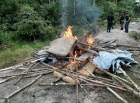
(129, 31), (140, 40)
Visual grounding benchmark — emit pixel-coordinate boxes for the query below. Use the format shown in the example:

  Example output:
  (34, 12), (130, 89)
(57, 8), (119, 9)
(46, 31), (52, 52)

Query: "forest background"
(0, 0), (140, 68)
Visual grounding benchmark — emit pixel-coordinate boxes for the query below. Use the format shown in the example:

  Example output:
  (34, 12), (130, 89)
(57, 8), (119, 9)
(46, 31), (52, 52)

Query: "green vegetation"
(0, 0), (139, 68)
(129, 31), (140, 40)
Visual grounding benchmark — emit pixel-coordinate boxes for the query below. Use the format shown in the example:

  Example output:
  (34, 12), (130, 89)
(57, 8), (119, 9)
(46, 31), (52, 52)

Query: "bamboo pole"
(99, 68), (140, 98)
(107, 87), (128, 103)
(76, 68), (79, 103)
(6, 75), (43, 99)
(119, 67), (140, 92)
(14, 62), (40, 84)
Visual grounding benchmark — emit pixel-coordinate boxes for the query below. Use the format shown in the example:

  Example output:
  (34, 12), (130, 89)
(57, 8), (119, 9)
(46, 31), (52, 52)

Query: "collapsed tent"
(93, 49), (138, 72)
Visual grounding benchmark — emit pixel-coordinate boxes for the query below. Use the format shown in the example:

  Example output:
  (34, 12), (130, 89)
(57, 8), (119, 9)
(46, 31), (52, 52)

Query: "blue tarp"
(93, 49), (138, 72)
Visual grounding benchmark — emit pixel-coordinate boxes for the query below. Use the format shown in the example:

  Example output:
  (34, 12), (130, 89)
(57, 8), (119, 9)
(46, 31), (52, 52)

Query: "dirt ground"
(0, 22), (140, 103)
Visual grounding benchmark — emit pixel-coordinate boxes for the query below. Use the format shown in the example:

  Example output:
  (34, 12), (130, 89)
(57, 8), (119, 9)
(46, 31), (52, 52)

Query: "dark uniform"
(119, 14), (124, 30)
(124, 14), (130, 33)
(107, 14), (114, 32)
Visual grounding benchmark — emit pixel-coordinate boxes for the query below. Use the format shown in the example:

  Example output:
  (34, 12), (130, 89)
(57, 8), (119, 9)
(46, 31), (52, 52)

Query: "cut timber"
(47, 37), (76, 56)
(78, 62), (96, 77)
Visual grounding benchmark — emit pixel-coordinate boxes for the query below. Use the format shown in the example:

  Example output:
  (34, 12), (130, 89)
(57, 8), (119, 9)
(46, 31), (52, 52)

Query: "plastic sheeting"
(93, 49), (138, 72)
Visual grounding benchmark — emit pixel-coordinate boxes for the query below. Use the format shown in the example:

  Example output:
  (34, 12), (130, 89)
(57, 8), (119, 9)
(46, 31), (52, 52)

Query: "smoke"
(59, 0), (102, 31)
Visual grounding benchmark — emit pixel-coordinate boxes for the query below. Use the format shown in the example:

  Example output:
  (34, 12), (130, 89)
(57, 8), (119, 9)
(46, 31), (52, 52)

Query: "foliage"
(0, 45), (35, 68)
(96, 0), (135, 25)
(0, 0), (138, 50)
(129, 31), (140, 40)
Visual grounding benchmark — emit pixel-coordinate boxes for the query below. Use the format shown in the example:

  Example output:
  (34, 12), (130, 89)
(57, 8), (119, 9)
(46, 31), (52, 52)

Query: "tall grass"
(0, 41), (49, 69)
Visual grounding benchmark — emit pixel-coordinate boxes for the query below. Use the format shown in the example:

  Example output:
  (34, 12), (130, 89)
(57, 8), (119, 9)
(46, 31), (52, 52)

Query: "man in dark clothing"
(111, 13), (114, 29)
(107, 13), (114, 32)
(119, 13), (124, 30)
(124, 13), (131, 33)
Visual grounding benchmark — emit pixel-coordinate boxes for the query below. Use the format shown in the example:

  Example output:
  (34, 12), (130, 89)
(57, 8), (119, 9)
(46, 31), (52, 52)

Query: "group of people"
(107, 12), (131, 33)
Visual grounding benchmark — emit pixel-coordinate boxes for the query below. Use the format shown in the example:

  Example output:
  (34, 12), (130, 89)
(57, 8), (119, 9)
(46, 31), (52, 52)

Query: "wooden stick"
(99, 68), (140, 98)
(6, 75), (43, 99)
(0, 64), (23, 72)
(76, 68), (79, 103)
(0, 69), (53, 78)
(0, 76), (16, 84)
(14, 62), (40, 84)
(119, 67), (140, 92)
(79, 77), (126, 91)
(107, 87), (128, 103)
(76, 44), (99, 56)
(79, 83), (94, 103)
(83, 67), (95, 77)
(39, 83), (72, 86)
(0, 58), (39, 72)
(113, 73), (132, 85)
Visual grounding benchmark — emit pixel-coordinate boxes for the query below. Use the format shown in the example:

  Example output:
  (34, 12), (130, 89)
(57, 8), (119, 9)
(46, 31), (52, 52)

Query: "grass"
(129, 31), (140, 40)
(0, 41), (50, 69)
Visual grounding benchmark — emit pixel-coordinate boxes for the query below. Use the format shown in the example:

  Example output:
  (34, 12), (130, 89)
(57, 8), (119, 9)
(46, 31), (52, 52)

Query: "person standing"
(107, 13), (114, 32)
(111, 13), (114, 29)
(124, 13), (131, 33)
(119, 13), (125, 30)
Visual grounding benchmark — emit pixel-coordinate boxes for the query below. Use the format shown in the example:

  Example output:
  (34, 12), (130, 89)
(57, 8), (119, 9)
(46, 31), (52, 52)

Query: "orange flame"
(86, 33), (94, 47)
(63, 26), (77, 39)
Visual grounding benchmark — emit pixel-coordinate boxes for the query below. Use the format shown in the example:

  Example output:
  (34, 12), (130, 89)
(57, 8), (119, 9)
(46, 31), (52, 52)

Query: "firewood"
(39, 83), (72, 86)
(99, 68), (140, 98)
(79, 83), (94, 103)
(14, 62), (40, 84)
(76, 68), (79, 103)
(79, 77), (126, 91)
(107, 87), (128, 103)
(6, 75), (43, 99)
(0, 69), (51, 78)
(119, 67), (140, 92)
(76, 44), (98, 56)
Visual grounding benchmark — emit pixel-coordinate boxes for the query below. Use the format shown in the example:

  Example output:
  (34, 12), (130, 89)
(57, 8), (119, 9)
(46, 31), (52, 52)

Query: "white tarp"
(93, 49), (138, 72)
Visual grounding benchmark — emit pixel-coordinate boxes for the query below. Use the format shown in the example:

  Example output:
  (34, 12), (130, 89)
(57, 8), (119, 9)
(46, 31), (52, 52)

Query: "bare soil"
(0, 22), (140, 103)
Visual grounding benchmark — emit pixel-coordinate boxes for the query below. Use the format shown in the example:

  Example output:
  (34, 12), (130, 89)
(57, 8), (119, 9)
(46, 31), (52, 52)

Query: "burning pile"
(0, 26), (140, 103)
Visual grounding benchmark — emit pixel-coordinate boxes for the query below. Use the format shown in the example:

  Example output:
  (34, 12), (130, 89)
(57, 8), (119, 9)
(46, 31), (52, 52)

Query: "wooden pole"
(119, 67), (140, 92)
(99, 68), (140, 98)
(107, 87), (128, 103)
(6, 75), (43, 99)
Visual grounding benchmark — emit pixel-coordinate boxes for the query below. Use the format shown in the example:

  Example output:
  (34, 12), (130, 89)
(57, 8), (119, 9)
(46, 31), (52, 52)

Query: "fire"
(86, 33), (94, 47)
(63, 26), (77, 39)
